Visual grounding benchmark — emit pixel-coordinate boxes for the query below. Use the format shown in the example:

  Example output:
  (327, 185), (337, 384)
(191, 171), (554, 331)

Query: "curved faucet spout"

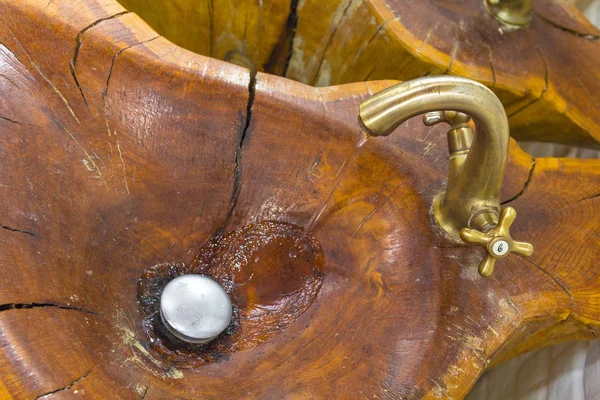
(358, 76), (510, 239)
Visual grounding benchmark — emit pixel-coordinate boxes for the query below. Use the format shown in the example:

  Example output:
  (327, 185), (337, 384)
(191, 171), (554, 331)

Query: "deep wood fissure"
(218, 67), (258, 232)
(264, 0), (299, 76)
(281, 0), (300, 77)
(69, 62), (89, 108)
(536, 13), (600, 40)
(0, 302), (99, 316)
(501, 158), (536, 205)
(0, 222), (36, 237)
(72, 11), (130, 70)
(34, 369), (93, 399)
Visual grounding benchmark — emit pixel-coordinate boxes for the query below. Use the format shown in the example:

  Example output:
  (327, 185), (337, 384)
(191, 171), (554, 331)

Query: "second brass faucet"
(358, 76), (533, 276)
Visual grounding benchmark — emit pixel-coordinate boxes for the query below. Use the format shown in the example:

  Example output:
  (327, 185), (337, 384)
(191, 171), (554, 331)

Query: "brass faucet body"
(358, 76), (510, 239)
(486, 0), (535, 27)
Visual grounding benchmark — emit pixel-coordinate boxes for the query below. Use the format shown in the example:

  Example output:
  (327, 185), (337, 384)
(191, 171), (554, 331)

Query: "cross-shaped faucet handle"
(460, 206), (534, 276)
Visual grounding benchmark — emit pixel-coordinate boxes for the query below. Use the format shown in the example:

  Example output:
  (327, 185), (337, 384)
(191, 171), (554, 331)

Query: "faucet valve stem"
(423, 111), (474, 155)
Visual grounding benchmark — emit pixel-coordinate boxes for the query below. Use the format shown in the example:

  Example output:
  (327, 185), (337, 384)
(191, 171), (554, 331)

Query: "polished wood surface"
(118, 0), (600, 148)
(0, 0), (599, 399)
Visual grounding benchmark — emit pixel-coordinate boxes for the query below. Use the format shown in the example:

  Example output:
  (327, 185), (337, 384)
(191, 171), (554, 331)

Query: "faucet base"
(432, 194), (462, 241)
(433, 194), (501, 241)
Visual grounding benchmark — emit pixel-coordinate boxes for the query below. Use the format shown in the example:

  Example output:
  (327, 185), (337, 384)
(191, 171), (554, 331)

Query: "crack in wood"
(264, 0), (299, 76)
(72, 11), (130, 70)
(313, 0), (354, 84)
(34, 369), (93, 399)
(536, 13), (600, 40)
(522, 257), (574, 316)
(489, 60), (496, 87)
(501, 289), (521, 315)
(0, 115), (39, 128)
(2, 24), (84, 128)
(367, 17), (398, 46)
(70, 11), (130, 108)
(578, 192), (600, 203)
(363, 67), (376, 81)
(0, 222), (36, 237)
(102, 35), (160, 136)
(339, 16), (398, 80)
(207, 0), (214, 57)
(218, 67), (257, 233)
(444, 26), (459, 75)
(507, 47), (549, 118)
(243, 2), (250, 46)
(68, 62), (89, 108)
(347, 183), (403, 243)
(0, 302), (99, 316)
(0, 72), (20, 88)
(486, 43), (496, 88)
(102, 36), (161, 99)
(501, 158), (536, 205)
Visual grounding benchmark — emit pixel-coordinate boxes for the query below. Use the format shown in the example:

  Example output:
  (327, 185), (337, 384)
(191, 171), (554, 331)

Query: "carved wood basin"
(0, 1), (599, 399)
(119, 0), (600, 148)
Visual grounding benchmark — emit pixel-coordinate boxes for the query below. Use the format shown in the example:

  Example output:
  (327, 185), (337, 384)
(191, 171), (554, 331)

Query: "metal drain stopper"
(160, 274), (232, 344)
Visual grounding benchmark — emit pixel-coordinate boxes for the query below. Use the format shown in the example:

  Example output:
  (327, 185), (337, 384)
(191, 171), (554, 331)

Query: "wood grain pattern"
(0, 0), (598, 399)
(117, 0), (600, 148)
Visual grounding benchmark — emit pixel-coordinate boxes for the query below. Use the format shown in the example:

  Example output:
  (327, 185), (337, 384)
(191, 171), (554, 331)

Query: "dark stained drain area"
(138, 221), (324, 368)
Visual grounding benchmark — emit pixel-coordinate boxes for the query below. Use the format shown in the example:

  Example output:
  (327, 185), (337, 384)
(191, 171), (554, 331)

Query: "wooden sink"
(117, 0), (600, 148)
(0, 1), (599, 399)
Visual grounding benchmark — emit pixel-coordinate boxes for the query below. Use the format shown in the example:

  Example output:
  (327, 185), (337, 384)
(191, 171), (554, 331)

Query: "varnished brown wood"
(0, 1), (598, 399)
(117, 0), (600, 149)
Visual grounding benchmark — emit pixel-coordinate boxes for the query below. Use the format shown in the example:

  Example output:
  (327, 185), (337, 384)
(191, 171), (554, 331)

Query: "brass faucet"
(358, 76), (533, 276)
(486, 0), (535, 27)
